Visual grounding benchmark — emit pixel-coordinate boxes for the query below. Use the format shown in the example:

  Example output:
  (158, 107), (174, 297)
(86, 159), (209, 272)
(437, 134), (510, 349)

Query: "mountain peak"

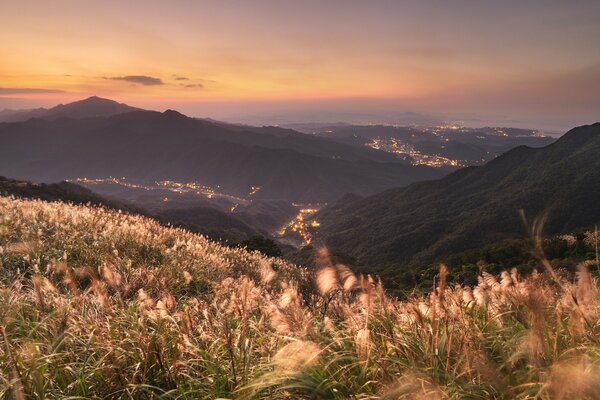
(162, 109), (187, 119)
(58, 95), (133, 109)
(0, 96), (143, 123)
(81, 95), (113, 103)
(46, 96), (142, 119)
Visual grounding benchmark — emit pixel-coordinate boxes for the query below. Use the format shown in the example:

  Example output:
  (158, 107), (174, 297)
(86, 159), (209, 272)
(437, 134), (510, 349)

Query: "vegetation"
(238, 236), (283, 258)
(0, 175), (266, 245)
(1, 196), (599, 399)
(316, 123), (600, 273)
(158, 206), (262, 244)
(0, 176), (136, 212)
(373, 232), (599, 294)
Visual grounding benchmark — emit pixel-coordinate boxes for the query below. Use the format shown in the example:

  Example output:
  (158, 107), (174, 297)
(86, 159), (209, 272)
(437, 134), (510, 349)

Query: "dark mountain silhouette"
(0, 108), (50, 122)
(157, 206), (262, 243)
(0, 96), (141, 122)
(314, 123), (600, 271)
(234, 200), (298, 233)
(0, 98), (442, 202)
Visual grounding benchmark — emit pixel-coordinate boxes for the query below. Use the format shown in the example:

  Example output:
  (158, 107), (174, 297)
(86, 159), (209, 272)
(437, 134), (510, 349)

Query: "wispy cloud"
(174, 76), (189, 81)
(0, 88), (66, 94)
(184, 83), (204, 89)
(107, 75), (163, 86)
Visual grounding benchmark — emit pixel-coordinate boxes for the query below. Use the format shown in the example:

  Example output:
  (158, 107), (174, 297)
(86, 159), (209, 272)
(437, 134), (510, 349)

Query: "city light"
(365, 138), (468, 168)
(69, 177), (249, 204)
(278, 206), (321, 245)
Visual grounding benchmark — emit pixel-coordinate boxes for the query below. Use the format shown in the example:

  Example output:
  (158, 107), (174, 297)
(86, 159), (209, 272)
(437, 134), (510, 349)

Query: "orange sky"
(1, 1), (599, 130)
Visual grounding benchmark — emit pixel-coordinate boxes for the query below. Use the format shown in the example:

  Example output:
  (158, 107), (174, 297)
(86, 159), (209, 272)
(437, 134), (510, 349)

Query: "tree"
(238, 236), (283, 258)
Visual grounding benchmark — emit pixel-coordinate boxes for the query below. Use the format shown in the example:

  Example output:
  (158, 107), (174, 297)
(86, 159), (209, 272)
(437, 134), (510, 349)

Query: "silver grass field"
(1, 196), (599, 399)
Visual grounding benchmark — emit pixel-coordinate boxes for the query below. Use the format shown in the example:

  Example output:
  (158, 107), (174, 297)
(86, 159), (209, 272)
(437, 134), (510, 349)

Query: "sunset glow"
(1, 1), (600, 129)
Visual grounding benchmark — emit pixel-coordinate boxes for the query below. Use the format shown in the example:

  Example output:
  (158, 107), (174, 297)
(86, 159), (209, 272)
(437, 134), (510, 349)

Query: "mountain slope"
(1, 196), (598, 398)
(315, 123), (600, 269)
(0, 175), (137, 211)
(0, 176), (267, 243)
(0, 100), (442, 202)
(157, 206), (262, 242)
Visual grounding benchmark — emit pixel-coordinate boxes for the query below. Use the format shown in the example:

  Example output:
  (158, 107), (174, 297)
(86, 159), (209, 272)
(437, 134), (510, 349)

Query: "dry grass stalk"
(1, 197), (599, 399)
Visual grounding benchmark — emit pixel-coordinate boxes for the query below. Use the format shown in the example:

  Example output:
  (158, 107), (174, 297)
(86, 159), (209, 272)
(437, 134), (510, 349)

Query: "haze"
(1, 0), (599, 131)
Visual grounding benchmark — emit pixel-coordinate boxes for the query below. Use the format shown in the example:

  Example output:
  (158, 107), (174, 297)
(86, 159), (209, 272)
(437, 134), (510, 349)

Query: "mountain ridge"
(314, 122), (600, 272)
(0, 98), (442, 202)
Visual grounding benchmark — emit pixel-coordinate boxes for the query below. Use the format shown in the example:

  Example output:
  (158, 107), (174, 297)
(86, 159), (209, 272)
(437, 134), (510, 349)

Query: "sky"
(1, 0), (599, 131)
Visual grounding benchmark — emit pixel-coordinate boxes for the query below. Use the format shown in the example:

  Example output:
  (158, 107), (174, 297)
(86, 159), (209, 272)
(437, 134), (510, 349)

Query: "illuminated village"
(278, 206), (321, 245)
(365, 137), (467, 168)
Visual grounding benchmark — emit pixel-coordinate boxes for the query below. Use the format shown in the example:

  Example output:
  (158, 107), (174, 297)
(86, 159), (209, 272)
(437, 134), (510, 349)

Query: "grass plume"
(0, 196), (599, 398)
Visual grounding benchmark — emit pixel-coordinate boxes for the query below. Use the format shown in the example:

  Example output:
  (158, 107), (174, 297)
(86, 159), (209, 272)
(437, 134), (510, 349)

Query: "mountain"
(157, 206), (262, 243)
(0, 98), (443, 202)
(0, 107), (49, 122)
(0, 96), (141, 122)
(233, 200), (298, 233)
(314, 123), (600, 274)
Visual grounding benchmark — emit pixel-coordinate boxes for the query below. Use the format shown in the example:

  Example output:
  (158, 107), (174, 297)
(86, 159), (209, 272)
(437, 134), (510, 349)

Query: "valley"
(276, 204), (322, 246)
(69, 175), (322, 247)
(0, 97), (586, 259)
(70, 176), (249, 205)
(290, 123), (555, 168)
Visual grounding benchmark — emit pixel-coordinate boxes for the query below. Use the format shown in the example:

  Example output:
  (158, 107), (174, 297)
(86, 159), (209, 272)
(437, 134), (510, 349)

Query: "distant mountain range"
(0, 96), (141, 122)
(314, 123), (600, 273)
(0, 97), (442, 202)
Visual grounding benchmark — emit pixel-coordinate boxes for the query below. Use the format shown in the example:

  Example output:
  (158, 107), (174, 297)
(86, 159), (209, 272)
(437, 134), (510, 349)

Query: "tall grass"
(0, 196), (599, 399)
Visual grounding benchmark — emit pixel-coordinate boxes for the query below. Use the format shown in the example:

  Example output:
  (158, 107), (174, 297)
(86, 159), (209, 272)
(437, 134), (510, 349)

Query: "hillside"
(315, 123), (600, 272)
(1, 196), (599, 398)
(0, 176), (270, 244)
(0, 97), (442, 202)
(0, 175), (136, 212)
(158, 206), (262, 243)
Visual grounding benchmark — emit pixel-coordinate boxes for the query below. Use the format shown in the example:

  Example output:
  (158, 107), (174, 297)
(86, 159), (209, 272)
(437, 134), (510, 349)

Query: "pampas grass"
(1, 195), (599, 399)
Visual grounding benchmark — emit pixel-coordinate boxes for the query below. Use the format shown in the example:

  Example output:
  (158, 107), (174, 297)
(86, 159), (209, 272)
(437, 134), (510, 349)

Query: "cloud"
(184, 83), (204, 89)
(0, 88), (66, 94)
(107, 75), (163, 86)
(174, 76), (189, 81)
